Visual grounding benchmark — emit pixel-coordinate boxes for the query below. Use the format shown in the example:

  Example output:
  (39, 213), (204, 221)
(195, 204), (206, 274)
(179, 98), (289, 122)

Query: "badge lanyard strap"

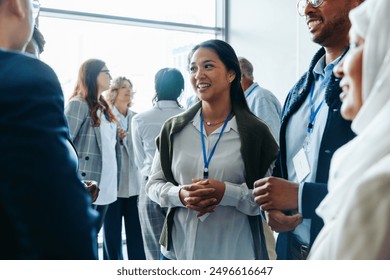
(307, 63), (335, 133)
(304, 68), (332, 152)
(307, 83), (325, 133)
(200, 110), (233, 179)
(245, 84), (259, 99)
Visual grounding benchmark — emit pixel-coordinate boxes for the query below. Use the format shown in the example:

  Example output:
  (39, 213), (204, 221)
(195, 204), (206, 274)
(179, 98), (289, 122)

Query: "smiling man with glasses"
(0, 0), (98, 259)
(297, 0), (324, 16)
(253, 0), (364, 260)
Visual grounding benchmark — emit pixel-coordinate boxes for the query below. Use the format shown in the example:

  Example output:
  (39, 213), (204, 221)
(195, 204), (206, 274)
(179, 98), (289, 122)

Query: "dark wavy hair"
(70, 59), (117, 126)
(153, 67), (184, 107)
(188, 39), (250, 112)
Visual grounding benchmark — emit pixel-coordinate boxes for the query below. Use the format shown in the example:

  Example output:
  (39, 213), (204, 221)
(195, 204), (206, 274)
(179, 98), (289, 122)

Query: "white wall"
(227, 0), (319, 105)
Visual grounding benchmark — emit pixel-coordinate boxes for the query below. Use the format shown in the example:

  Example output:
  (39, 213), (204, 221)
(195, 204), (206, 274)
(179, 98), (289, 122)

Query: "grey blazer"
(65, 97), (121, 185)
(116, 108), (141, 197)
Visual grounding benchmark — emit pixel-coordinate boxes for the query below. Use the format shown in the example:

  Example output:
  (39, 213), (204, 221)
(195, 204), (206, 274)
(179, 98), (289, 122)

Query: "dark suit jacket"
(0, 50), (98, 259)
(274, 48), (356, 259)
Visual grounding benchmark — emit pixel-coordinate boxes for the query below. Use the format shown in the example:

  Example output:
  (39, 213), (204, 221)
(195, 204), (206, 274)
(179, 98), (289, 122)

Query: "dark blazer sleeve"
(301, 182), (327, 218)
(0, 54), (98, 259)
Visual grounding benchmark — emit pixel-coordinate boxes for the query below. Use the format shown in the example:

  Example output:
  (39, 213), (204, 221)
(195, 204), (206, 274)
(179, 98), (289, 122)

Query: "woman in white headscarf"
(309, 0), (390, 259)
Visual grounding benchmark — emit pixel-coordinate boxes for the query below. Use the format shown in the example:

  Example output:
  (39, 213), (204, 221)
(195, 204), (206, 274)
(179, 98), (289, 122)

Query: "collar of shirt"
(191, 108), (238, 134)
(153, 100), (180, 110)
(312, 55), (343, 81)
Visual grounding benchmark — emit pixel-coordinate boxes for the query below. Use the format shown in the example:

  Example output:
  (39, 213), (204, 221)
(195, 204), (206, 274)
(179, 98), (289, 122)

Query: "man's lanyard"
(200, 110), (233, 179)
(307, 83), (325, 133)
(245, 83), (259, 99)
(307, 66), (333, 133)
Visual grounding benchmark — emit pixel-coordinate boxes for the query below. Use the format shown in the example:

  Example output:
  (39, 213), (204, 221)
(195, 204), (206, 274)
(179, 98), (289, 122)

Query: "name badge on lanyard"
(293, 148), (310, 182)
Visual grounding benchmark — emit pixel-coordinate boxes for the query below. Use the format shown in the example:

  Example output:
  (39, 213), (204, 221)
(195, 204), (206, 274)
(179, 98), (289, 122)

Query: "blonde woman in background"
(103, 76), (145, 260)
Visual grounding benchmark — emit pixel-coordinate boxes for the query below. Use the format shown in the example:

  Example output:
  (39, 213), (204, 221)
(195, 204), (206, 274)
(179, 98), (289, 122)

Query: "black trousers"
(103, 196), (146, 260)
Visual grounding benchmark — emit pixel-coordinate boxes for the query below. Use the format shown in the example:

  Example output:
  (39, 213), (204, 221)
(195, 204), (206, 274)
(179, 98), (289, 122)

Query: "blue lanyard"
(307, 83), (325, 133)
(245, 84), (259, 99)
(307, 66), (334, 133)
(200, 110), (233, 179)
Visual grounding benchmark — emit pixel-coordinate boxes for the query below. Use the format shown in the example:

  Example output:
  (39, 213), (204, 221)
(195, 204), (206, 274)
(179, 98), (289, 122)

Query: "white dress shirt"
(131, 101), (183, 178)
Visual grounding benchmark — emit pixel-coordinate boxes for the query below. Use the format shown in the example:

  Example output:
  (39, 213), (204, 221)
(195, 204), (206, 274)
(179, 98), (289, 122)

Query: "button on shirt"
(146, 109), (261, 259)
(285, 55), (341, 244)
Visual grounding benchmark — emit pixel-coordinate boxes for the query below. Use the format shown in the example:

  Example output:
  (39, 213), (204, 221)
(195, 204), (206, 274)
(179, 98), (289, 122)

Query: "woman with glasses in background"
(65, 59), (120, 253)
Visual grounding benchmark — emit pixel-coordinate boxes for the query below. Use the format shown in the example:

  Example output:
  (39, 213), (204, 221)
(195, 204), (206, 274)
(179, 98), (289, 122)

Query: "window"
(39, 0), (225, 112)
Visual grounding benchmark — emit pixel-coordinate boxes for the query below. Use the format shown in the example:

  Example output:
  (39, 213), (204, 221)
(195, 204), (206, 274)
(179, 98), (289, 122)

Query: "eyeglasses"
(297, 0), (324, 16)
(101, 69), (111, 77)
(32, 0), (41, 19)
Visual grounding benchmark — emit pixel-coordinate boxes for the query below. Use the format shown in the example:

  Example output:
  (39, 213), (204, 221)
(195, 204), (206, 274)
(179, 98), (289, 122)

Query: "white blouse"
(146, 110), (261, 259)
(94, 113), (118, 205)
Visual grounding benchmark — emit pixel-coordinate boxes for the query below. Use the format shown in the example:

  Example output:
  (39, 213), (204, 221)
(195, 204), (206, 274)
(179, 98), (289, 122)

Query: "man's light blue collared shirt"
(285, 54), (341, 244)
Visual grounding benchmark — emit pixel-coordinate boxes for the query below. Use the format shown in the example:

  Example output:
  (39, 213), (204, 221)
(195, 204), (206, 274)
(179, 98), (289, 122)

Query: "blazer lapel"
(282, 48), (327, 125)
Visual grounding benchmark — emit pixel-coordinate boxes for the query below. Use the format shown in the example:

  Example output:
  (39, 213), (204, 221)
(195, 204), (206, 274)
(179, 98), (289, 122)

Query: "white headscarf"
(309, 0), (390, 259)
(349, 0), (390, 134)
